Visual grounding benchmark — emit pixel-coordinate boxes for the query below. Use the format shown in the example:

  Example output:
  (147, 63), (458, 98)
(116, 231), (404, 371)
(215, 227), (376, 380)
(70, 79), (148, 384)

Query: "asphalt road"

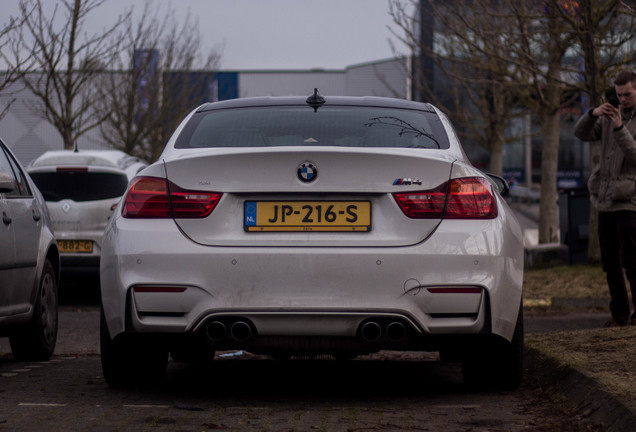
(0, 278), (607, 432)
(0, 339), (603, 432)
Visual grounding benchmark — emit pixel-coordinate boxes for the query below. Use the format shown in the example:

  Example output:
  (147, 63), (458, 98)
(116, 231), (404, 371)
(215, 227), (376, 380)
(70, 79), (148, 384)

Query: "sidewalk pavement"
(510, 199), (636, 431)
(524, 326), (636, 432)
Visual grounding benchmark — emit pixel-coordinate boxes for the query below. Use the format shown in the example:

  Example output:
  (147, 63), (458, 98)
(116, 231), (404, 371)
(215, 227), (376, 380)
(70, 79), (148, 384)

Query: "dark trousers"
(598, 210), (636, 323)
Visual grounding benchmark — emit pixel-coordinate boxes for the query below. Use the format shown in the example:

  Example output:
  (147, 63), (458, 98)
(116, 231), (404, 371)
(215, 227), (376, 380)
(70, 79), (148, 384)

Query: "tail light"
(122, 176), (222, 219)
(393, 177), (497, 219)
(392, 183), (447, 218)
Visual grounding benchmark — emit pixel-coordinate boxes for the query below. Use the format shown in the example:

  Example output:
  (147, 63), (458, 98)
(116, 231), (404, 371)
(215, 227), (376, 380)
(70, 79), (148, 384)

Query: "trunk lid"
(163, 147), (455, 247)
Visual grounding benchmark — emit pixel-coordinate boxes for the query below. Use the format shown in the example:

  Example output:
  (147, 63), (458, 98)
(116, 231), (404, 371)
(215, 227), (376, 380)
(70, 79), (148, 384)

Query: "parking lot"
(0, 348), (599, 431)
(0, 277), (603, 432)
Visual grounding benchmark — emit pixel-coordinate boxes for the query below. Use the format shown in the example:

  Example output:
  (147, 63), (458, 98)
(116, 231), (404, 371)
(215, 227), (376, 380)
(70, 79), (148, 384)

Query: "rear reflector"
(133, 286), (187, 293)
(122, 176), (222, 219)
(427, 287), (483, 294)
(393, 177), (497, 219)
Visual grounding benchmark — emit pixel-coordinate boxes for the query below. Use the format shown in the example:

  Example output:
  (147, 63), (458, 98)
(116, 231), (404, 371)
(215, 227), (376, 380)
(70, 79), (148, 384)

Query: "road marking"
(432, 405), (480, 409)
(123, 404), (171, 409)
(19, 403), (67, 407)
(0, 360), (54, 377)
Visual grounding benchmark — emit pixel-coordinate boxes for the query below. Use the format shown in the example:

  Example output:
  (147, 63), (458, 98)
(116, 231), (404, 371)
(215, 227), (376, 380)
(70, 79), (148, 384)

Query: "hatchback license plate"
(244, 201), (371, 232)
(58, 240), (93, 253)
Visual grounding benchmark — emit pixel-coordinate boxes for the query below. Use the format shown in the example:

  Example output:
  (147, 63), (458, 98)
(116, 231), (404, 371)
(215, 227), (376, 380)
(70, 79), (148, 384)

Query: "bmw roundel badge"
(297, 162), (317, 183)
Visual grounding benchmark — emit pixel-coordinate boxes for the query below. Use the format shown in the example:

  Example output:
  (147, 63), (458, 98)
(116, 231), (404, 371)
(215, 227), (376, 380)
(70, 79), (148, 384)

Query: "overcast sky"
(2, 0), (412, 70)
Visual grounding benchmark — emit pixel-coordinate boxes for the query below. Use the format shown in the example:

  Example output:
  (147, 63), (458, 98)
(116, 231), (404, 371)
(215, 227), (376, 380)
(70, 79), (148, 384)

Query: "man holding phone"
(574, 69), (636, 327)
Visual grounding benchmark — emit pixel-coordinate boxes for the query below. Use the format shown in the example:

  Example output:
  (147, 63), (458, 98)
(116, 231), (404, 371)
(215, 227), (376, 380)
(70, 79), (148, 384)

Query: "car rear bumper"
(101, 211), (523, 345)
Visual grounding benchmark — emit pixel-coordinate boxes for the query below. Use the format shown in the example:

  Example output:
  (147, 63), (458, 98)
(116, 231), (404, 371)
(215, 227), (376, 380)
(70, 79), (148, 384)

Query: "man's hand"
(593, 103), (622, 128)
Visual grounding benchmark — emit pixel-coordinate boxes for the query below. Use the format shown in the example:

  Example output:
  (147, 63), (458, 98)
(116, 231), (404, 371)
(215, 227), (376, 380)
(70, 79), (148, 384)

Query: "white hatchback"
(27, 150), (146, 274)
(99, 92), (524, 389)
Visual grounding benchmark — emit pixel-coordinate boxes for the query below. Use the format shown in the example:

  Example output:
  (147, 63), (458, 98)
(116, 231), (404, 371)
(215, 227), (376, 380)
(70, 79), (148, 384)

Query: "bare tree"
(0, 11), (31, 120)
(502, 0), (577, 244)
(1, 0), (129, 149)
(389, 0), (522, 177)
(95, 2), (222, 162)
(390, 0), (570, 243)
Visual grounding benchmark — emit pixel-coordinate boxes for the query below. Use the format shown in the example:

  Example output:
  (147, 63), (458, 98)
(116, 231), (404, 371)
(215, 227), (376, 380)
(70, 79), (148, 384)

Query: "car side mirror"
(486, 173), (510, 197)
(0, 172), (15, 193)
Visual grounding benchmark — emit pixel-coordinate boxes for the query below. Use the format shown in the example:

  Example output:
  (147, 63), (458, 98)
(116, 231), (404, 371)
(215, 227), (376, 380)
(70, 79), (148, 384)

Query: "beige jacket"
(574, 108), (636, 212)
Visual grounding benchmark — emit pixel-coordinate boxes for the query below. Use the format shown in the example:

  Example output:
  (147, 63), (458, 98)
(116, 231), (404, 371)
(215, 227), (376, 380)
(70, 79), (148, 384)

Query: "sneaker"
(603, 319), (629, 327)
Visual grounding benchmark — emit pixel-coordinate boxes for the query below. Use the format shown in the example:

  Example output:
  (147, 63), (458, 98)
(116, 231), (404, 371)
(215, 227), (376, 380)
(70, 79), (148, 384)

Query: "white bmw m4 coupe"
(100, 91), (524, 389)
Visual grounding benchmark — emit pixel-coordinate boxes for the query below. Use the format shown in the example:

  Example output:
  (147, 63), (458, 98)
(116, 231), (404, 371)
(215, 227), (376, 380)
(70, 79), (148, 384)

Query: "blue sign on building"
(210, 72), (238, 101)
(557, 170), (583, 189)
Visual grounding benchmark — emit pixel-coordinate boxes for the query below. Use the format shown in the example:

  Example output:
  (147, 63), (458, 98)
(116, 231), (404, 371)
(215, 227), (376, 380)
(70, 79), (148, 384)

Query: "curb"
(524, 347), (636, 432)
(508, 201), (572, 268)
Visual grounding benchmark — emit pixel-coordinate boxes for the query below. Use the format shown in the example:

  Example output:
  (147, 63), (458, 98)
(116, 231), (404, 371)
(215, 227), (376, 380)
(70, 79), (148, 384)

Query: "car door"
(0, 145), (18, 314)
(0, 142), (41, 315)
(0, 196), (17, 314)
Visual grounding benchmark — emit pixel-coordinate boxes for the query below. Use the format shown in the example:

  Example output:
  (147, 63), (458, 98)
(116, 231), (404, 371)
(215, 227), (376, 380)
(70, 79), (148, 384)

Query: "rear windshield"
(29, 171), (129, 202)
(175, 106), (449, 150)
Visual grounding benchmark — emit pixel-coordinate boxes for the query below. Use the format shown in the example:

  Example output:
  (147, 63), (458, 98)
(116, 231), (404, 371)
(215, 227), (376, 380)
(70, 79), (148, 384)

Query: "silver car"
(27, 150), (146, 274)
(0, 138), (60, 360)
(100, 92), (524, 389)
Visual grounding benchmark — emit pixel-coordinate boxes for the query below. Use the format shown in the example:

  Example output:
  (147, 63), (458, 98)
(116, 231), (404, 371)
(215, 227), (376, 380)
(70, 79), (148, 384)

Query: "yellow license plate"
(244, 201), (371, 232)
(58, 240), (93, 253)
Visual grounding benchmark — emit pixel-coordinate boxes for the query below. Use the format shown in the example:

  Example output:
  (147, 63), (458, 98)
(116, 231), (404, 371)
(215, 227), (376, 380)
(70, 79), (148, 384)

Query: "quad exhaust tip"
(206, 320), (253, 342)
(360, 321), (408, 342)
(360, 321), (382, 341)
(230, 321), (252, 342)
(387, 321), (407, 341)
(207, 321), (227, 342)
(207, 318), (407, 344)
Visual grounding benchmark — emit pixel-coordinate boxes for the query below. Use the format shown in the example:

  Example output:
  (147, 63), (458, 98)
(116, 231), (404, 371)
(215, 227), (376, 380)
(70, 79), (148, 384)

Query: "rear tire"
(9, 260), (58, 361)
(462, 305), (523, 391)
(100, 307), (168, 388)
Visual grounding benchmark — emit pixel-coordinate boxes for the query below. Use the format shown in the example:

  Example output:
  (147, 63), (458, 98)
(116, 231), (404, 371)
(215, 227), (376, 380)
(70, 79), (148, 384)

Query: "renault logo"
(62, 202), (71, 214)
(297, 162), (317, 183)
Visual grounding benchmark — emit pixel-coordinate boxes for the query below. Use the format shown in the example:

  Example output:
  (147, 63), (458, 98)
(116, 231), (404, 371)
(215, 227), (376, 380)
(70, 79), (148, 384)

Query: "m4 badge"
(393, 178), (422, 185)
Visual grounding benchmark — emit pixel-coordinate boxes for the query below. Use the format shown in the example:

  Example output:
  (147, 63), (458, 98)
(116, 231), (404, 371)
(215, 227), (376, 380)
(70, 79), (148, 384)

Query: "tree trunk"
(488, 120), (505, 176)
(489, 140), (503, 176)
(538, 111), (560, 244)
(62, 126), (74, 150)
(538, 1), (564, 245)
